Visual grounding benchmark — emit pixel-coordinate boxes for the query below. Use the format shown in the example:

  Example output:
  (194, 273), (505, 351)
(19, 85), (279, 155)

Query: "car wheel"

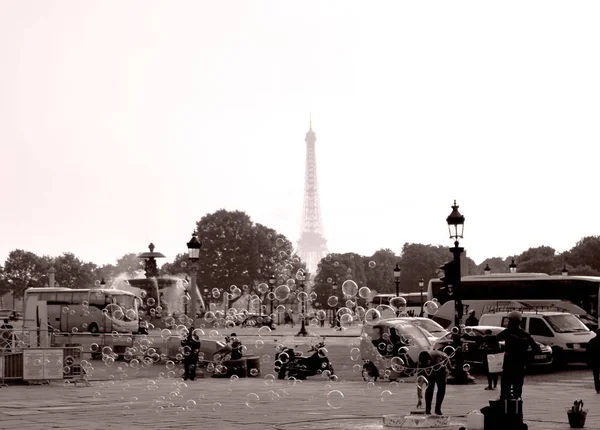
(551, 346), (566, 369)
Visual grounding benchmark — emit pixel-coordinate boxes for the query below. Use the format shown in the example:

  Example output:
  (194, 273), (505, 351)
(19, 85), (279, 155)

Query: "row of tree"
(2, 208), (600, 309)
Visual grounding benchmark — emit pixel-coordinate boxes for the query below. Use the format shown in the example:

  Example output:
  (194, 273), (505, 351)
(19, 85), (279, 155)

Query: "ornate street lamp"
(419, 278), (425, 316)
(332, 281), (340, 328)
(393, 263), (401, 297)
(484, 264), (491, 275)
(269, 274), (276, 316)
(186, 231), (202, 320)
(509, 259), (517, 274)
(296, 271), (309, 337)
(445, 200), (474, 385)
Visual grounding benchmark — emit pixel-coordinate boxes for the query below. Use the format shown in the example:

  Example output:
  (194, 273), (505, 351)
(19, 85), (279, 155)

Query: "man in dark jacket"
(465, 309), (479, 326)
(417, 350), (452, 415)
(586, 328), (600, 393)
(181, 327), (201, 381)
(496, 311), (540, 399)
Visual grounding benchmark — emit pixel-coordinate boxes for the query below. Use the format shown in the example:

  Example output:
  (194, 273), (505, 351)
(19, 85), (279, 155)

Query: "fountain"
(114, 243), (194, 328)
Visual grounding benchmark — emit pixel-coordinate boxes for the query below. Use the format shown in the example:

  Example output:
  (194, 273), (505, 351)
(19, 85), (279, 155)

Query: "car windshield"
(412, 319), (446, 335)
(544, 314), (589, 333)
(393, 322), (431, 349)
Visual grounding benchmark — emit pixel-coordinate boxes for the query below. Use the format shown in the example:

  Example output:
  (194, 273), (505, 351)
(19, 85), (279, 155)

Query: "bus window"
(72, 292), (87, 303)
(56, 292), (73, 304)
(89, 291), (105, 306)
(39, 292), (56, 302)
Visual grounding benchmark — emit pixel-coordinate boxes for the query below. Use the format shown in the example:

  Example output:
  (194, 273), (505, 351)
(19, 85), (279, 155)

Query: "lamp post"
(445, 200), (474, 385)
(204, 287), (210, 311)
(100, 278), (106, 288)
(183, 288), (189, 315)
(484, 264), (491, 275)
(509, 259), (517, 273)
(296, 271), (309, 336)
(332, 281), (340, 328)
(419, 278), (425, 317)
(562, 264), (569, 276)
(393, 263), (401, 316)
(186, 231), (202, 321)
(269, 274), (276, 316)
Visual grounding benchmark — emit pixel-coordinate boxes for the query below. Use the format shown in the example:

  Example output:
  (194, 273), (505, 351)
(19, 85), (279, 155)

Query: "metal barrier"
(0, 351), (23, 382)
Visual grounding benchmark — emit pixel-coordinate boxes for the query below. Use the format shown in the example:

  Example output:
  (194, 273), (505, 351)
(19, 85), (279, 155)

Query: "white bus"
(370, 292), (426, 318)
(23, 287), (141, 334)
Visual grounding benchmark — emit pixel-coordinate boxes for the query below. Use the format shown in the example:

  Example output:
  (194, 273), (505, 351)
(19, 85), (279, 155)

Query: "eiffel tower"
(297, 117), (328, 276)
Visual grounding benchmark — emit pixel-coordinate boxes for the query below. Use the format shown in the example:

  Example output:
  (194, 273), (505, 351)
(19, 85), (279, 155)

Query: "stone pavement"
(0, 373), (598, 429)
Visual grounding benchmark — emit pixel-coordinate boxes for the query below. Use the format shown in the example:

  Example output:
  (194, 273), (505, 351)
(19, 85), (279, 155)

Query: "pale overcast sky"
(1, 1), (599, 268)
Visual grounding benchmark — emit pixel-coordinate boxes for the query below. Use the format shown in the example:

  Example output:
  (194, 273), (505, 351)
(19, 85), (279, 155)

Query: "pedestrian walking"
(496, 311), (540, 399)
(586, 328), (600, 393)
(481, 328), (501, 390)
(417, 350), (451, 415)
(465, 309), (479, 326)
(181, 327), (201, 381)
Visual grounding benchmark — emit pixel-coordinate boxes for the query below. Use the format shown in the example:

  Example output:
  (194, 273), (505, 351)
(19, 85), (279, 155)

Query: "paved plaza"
(1, 365), (599, 429)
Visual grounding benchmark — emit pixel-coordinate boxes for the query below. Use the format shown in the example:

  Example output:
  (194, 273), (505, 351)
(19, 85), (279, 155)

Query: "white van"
(479, 311), (594, 366)
(430, 300), (597, 331)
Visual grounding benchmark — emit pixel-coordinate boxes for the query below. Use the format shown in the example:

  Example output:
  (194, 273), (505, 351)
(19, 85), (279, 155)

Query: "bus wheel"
(89, 323), (99, 334)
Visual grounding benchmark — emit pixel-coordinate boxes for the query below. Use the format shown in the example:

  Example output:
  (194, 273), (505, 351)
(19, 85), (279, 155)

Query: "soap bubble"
(245, 393), (260, 408)
(326, 390), (344, 409)
(364, 308), (381, 323)
(423, 300), (439, 315)
(327, 296), (339, 307)
(390, 296), (407, 312)
(443, 346), (456, 356)
(380, 390), (393, 402)
(462, 363), (471, 372)
(368, 261), (377, 269)
(341, 280), (358, 298)
(257, 283), (269, 294)
(147, 298), (156, 307)
(358, 287), (371, 299)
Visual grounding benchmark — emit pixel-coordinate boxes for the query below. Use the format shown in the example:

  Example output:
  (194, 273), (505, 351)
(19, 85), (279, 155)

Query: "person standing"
(417, 350), (452, 415)
(496, 311), (540, 399)
(482, 329), (502, 390)
(465, 309), (479, 326)
(181, 327), (201, 381)
(586, 328), (600, 393)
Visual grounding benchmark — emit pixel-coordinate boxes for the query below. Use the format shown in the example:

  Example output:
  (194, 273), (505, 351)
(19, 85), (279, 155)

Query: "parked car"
(433, 325), (553, 370)
(360, 318), (434, 380)
(479, 311), (593, 366)
(396, 317), (449, 343)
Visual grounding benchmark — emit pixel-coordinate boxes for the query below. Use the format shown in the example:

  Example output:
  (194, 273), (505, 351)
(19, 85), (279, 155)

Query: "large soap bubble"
(390, 296), (407, 312)
(423, 300), (439, 315)
(341, 280), (358, 298)
(274, 285), (291, 301)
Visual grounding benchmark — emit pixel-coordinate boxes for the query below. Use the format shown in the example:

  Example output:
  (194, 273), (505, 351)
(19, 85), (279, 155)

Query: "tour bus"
(23, 287), (141, 334)
(370, 292), (426, 318)
(427, 273), (600, 326)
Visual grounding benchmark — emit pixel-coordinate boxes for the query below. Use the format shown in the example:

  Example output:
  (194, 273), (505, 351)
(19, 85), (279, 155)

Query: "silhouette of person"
(496, 311), (540, 399)
(465, 309), (479, 326)
(181, 327), (201, 381)
(417, 350), (451, 415)
(586, 328), (600, 393)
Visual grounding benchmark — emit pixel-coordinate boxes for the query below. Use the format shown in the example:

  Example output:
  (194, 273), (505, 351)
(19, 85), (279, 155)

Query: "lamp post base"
(296, 320), (310, 337)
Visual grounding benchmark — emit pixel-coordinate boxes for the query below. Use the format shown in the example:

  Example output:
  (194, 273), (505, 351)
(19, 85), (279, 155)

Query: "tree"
(363, 248), (398, 294)
(476, 257), (506, 275)
(565, 236), (600, 272)
(162, 209), (305, 308)
(93, 264), (116, 283)
(313, 252), (368, 312)
(47, 252), (97, 289)
(2, 250), (46, 302)
(397, 243), (452, 292)
(113, 253), (145, 277)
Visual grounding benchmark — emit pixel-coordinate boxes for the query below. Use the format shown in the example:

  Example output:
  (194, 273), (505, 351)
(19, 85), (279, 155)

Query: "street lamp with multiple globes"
(509, 259), (517, 273)
(484, 264), (491, 275)
(186, 231), (202, 320)
(296, 271), (309, 336)
(419, 278), (425, 317)
(445, 200), (474, 385)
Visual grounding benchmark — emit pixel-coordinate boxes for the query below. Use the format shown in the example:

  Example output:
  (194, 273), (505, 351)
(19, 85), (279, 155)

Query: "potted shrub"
(567, 399), (587, 428)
